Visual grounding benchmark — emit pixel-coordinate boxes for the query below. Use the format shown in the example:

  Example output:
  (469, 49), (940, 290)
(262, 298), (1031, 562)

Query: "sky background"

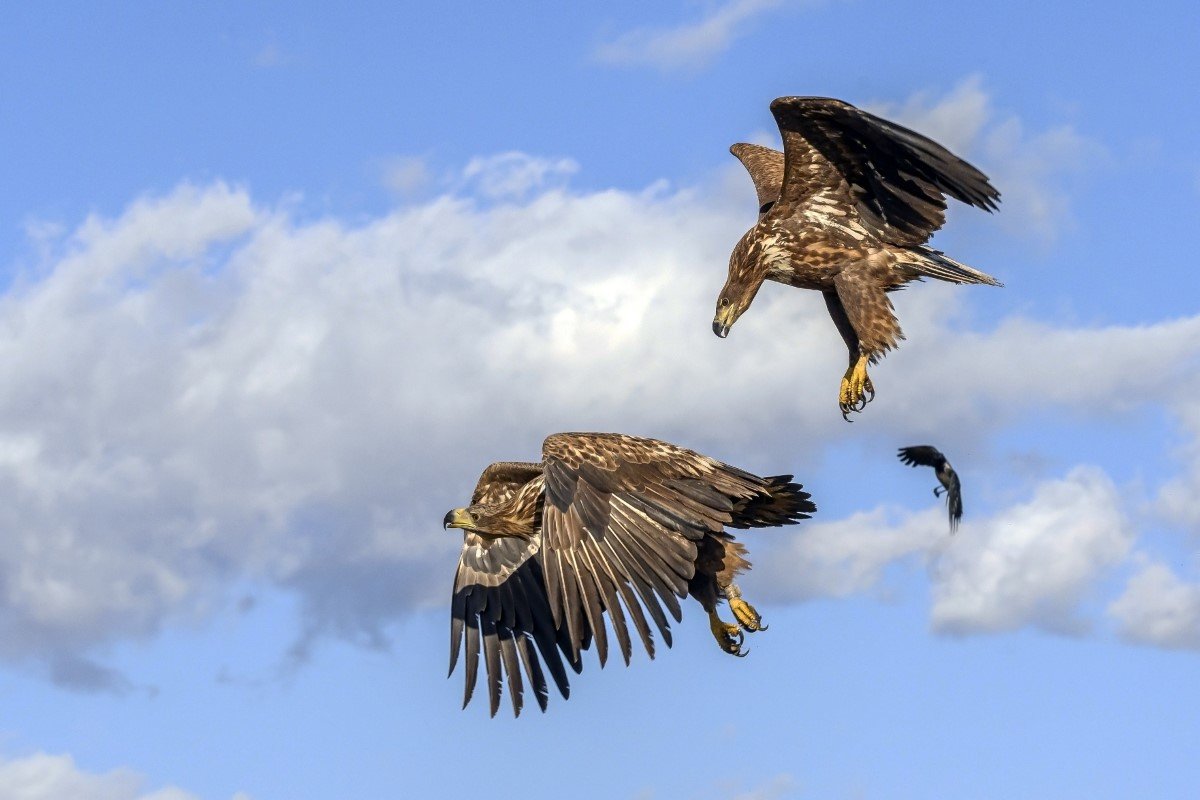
(1, 1), (1199, 798)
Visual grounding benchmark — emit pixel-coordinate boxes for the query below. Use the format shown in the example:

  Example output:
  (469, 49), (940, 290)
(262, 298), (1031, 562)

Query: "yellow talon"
(729, 597), (766, 632)
(708, 610), (747, 657)
(839, 354), (874, 420)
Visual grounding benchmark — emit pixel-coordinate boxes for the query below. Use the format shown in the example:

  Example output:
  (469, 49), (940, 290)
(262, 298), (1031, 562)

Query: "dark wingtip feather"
(730, 475), (817, 528)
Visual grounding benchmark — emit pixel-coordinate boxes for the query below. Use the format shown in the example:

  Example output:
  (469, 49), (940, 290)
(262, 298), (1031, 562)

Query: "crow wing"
(946, 470), (963, 533)
(897, 445), (948, 470)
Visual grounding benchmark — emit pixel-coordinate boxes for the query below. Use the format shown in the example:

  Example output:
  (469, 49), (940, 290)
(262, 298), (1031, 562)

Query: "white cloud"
(594, 0), (787, 71)
(931, 468), (1133, 635)
(756, 468), (1136, 637)
(756, 507), (945, 603)
(0, 96), (1196, 681)
(0, 752), (247, 800)
(1109, 559), (1200, 650)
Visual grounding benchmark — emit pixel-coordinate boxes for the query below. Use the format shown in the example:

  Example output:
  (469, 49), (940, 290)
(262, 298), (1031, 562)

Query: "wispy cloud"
(380, 155), (431, 196)
(460, 151), (579, 199)
(594, 0), (787, 72)
(253, 36), (289, 69)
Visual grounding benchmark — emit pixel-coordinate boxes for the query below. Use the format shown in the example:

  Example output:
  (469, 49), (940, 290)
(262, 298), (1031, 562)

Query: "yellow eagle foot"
(839, 355), (875, 421)
(729, 597), (767, 632)
(708, 610), (747, 657)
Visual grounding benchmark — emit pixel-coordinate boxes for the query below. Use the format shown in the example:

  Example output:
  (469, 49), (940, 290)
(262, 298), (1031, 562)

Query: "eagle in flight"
(897, 445), (963, 532)
(443, 432), (815, 716)
(714, 97), (1002, 419)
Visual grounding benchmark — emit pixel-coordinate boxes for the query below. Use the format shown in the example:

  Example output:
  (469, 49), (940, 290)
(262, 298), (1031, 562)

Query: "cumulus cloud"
(756, 507), (946, 604)
(755, 468), (1136, 637)
(594, 0), (787, 71)
(1109, 559), (1200, 650)
(930, 468), (1133, 635)
(0, 751), (248, 800)
(0, 92), (1196, 682)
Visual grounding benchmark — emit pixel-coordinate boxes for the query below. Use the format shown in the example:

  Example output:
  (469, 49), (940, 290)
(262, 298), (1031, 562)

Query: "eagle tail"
(730, 475), (816, 528)
(905, 247), (1003, 287)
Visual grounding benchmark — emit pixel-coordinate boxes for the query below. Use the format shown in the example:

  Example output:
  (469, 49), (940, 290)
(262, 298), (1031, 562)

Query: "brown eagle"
(443, 432), (815, 716)
(714, 97), (1002, 419)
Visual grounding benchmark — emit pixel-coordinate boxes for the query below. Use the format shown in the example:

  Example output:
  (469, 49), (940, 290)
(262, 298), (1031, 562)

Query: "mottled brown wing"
(470, 461), (544, 506)
(449, 531), (581, 717)
(538, 432), (800, 668)
(770, 97), (1000, 245)
(730, 143), (785, 217)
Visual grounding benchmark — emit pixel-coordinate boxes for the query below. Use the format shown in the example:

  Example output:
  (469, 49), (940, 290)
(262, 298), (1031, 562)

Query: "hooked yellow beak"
(443, 508), (473, 530)
(713, 306), (737, 338)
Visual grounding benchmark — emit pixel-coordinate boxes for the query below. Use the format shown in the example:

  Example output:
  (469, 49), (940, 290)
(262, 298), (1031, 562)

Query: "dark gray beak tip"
(712, 321), (729, 338)
(442, 510), (454, 529)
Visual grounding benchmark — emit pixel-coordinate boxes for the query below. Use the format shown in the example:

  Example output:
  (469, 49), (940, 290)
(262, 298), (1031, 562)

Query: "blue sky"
(1, 2), (1199, 798)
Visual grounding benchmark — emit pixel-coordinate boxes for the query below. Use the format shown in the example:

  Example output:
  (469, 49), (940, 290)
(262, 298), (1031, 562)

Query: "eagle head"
(443, 505), (536, 539)
(713, 233), (766, 338)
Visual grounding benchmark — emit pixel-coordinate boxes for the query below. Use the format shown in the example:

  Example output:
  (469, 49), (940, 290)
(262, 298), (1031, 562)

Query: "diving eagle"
(897, 445), (963, 532)
(443, 432), (815, 716)
(714, 97), (1002, 419)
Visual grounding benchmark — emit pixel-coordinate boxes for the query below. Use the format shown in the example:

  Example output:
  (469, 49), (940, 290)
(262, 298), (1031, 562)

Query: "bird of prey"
(897, 445), (962, 532)
(444, 432), (816, 716)
(714, 97), (1002, 419)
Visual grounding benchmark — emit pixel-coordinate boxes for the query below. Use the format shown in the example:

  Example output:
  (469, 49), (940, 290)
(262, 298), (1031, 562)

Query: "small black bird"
(897, 445), (962, 532)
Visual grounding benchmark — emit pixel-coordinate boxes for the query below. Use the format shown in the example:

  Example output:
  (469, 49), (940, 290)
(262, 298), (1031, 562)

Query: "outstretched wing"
(538, 432), (803, 668)
(449, 532), (580, 717)
(730, 143), (785, 217)
(470, 461), (544, 506)
(770, 97), (1000, 245)
(897, 445), (947, 469)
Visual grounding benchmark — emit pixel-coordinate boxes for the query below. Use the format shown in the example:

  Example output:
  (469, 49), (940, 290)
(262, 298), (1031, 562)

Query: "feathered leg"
(824, 290), (874, 419)
(832, 265), (904, 419)
(693, 535), (764, 657)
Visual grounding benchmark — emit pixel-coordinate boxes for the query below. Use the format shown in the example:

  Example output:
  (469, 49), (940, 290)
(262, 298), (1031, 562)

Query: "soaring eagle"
(714, 97), (1002, 419)
(897, 445), (963, 532)
(443, 432), (815, 716)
